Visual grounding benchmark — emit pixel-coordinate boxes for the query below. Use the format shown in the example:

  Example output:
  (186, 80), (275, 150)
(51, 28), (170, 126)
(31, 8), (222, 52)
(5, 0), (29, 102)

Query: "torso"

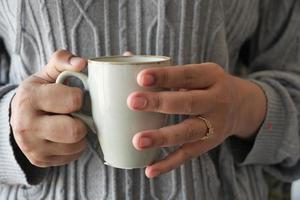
(0, 1), (267, 199)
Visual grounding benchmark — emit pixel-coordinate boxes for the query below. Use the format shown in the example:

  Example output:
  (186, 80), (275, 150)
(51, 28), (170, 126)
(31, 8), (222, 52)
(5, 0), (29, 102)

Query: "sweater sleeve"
(0, 26), (48, 185)
(0, 60), (49, 186)
(229, 0), (300, 182)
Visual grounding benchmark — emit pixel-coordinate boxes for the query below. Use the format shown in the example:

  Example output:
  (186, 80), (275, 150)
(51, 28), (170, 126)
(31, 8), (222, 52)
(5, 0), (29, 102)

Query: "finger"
(37, 115), (87, 143)
(127, 90), (214, 114)
(48, 151), (85, 166)
(123, 51), (134, 56)
(145, 140), (214, 178)
(137, 63), (223, 89)
(132, 117), (209, 150)
(30, 83), (84, 113)
(35, 49), (87, 83)
(29, 151), (84, 168)
(44, 138), (87, 156)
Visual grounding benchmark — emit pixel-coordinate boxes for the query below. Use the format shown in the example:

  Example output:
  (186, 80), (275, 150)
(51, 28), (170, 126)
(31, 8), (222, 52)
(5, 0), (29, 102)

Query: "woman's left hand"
(127, 62), (267, 178)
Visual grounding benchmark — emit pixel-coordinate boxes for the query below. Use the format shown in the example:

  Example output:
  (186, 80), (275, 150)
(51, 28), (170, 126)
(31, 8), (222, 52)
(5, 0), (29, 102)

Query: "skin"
(10, 50), (88, 167)
(128, 62), (267, 178)
(10, 50), (267, 178)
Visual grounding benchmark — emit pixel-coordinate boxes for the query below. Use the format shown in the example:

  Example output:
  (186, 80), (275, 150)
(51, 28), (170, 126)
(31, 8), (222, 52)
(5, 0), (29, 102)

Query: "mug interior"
(89, 55), (170, 65)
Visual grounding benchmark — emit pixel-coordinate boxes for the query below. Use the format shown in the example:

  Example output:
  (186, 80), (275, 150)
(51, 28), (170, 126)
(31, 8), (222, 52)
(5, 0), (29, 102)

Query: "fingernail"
(140, 74), (155, 86)
(139, 137), (153, 148)
(70, 56), (85, 66)
(132, 96), (147, 109)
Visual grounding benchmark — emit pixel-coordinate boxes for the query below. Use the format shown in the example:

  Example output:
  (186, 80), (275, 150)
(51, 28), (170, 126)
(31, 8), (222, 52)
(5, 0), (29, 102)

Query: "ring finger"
(42, 138), (87, 156)
(132, 117), (212, 150)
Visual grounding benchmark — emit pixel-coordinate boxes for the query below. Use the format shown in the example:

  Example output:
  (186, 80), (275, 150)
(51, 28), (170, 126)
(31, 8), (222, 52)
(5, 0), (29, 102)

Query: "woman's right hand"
(10, 50), (88, 168)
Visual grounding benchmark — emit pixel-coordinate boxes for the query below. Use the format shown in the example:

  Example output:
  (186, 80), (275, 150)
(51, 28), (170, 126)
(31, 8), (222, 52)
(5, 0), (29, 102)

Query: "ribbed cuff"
(0, 89), (28, 185)
(230, 80), (288, 165)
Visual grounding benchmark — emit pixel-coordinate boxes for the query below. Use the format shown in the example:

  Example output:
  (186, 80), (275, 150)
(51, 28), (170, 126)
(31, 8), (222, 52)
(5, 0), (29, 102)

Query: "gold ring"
(196, 116), (214, 140)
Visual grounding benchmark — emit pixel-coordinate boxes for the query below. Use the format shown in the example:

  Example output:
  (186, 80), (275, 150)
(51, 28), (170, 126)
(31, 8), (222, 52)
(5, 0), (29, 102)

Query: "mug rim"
(88, 55), (171, 65)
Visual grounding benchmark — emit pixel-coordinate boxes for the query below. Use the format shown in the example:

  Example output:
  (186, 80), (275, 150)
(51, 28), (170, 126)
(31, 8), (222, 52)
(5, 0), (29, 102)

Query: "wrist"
(231, 76), (267, 139)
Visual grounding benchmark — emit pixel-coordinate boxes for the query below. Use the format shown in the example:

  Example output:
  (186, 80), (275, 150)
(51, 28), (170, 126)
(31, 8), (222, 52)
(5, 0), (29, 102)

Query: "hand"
(127, 62), (267, 178)
(10, 50), (88, 167)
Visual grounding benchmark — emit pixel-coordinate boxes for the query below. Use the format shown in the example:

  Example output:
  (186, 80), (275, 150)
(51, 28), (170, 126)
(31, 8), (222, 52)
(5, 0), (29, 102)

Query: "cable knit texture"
(0, 0), (299, 199)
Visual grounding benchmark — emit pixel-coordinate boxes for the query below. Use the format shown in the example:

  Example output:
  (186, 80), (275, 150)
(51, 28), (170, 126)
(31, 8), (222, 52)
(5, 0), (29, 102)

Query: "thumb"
(36, 49), (87, 83)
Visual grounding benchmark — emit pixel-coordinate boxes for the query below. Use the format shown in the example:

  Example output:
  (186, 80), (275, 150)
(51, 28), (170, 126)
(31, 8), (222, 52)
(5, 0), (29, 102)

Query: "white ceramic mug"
(56, 55), (171, 169)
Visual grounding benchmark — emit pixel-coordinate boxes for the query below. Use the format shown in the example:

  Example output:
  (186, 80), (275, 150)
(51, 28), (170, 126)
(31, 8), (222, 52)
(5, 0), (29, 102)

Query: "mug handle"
(56, 71), (97, 133)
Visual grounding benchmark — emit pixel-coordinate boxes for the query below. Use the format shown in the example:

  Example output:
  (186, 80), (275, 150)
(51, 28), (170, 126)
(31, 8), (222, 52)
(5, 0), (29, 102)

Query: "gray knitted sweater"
(0, 0), (299, 199)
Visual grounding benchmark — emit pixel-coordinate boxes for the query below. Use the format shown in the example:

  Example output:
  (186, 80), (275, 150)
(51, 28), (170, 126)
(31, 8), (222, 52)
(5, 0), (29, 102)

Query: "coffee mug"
(56, 55), (171, 169)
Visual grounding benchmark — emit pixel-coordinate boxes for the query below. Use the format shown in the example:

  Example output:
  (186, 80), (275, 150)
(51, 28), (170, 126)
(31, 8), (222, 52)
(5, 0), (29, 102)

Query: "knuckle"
(17, 84), (28, 97)
(13, 86), (31, 109)
(185, 128), (199, 142)
(11, 85), (37, 117)
(11, 112), (33, 137)
(188, 93), (198, 114)
(11, 112), (34, 135)
(210, 90), (219, 105)
(183, 67), (195, 88)
(207, 62), (220, 69)
(209, 62), (224, 75)
(214, 87), (231, 106)
(183, 94), (194, 114)
(158, 130), (169, 146)
(153, 94), (163, 112)
(11, 118), (29, 136)
(50, 49), (68, 63)
(182, 120), (199, 141)
(159, 69), (170, 86)
(173, 132), (182, 143)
